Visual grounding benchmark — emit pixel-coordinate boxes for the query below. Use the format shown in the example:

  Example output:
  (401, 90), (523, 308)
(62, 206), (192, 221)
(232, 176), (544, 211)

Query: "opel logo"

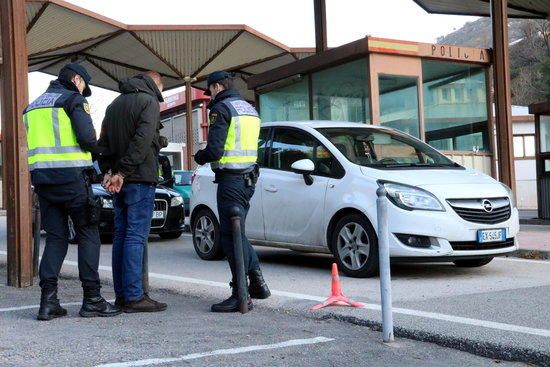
(482, 199), (493, 213)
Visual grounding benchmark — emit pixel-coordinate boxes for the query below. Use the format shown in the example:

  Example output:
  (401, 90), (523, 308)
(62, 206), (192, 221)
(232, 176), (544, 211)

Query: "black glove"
(159, 135), (169, 148)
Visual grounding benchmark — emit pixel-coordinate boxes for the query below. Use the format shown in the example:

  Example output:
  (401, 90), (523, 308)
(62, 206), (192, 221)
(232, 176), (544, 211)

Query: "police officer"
(195, 71), (271, 312)
(24, 64), (121, 320)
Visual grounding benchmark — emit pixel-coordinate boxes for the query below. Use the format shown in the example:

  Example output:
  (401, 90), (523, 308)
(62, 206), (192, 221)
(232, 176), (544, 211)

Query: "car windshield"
(317, 127), (459, 168)
(174, 171), (193, 185)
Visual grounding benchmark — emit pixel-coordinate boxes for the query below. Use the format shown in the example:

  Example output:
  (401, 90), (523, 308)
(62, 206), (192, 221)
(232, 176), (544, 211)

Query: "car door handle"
(264, 185), (278, 193)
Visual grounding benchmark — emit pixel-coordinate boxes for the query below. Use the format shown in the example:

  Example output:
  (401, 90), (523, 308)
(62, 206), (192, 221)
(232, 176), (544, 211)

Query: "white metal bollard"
(376, 186), (394, 343)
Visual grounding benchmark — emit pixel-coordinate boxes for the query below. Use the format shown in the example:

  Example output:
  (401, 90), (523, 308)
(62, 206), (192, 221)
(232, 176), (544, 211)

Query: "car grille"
(447, 198), (511, 224)
(450, 238), (515, 251)
(152, 199), (168, 228)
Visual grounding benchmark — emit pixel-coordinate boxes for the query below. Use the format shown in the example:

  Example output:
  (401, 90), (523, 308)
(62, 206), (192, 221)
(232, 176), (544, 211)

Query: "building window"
(422, 60), (489, 152)
(513, 135), (536, 158)
(312, 59), (370, 123)
(259, 77), (310, 122)
(378, 74), (420, 138)
(541, 115), (550, 153)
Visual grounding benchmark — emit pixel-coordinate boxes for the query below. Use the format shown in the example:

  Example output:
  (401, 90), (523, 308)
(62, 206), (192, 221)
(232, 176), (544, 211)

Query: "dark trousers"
(35, 177), (101, 297)
(216, 175), (260, 279)
(112, 183), (155, 302)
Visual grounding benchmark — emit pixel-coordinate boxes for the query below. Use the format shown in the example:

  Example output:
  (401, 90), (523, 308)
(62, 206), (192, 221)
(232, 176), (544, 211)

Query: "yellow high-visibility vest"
(211, 99), (260, 170)
(23, 93), (92, 171)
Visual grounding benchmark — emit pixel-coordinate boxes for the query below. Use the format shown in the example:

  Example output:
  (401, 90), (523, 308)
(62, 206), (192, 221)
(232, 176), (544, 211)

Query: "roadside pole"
(376, 186), (394, 343)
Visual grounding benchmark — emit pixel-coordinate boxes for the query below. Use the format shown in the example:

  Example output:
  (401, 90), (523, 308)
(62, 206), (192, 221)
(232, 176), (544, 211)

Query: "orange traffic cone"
(310, 263), (365, 310)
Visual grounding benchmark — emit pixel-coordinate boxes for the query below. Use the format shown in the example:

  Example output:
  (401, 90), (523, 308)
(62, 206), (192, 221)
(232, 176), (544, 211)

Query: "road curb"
(320, 313), (550, 367)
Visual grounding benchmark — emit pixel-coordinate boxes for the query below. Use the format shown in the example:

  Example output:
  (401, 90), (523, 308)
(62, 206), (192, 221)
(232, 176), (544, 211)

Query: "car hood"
(360, 166), (497, 187)
(92, 184), (181, 197)
(359, 166), (509, 199)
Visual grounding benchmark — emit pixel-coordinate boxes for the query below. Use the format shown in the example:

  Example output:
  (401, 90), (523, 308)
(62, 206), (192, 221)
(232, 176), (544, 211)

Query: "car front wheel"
(453, 258), (493, 267)
(331, 213), (379, 278)
(192, 209), (223, 260)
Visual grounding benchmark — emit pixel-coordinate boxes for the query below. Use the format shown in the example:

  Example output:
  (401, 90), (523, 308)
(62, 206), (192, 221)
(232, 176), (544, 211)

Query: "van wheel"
(331, 213), (379, 278)
(192, 209), (223, 260)
(453, 258), (493, 267)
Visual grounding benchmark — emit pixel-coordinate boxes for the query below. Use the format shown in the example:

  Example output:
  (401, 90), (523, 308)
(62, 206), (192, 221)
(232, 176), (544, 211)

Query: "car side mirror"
(291, 159), (314, 186)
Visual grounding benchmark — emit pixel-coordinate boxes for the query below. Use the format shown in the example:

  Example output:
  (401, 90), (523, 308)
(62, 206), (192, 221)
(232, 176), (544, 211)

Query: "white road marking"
(1, 250), (549, 338)
(496, 257), (549, 264)
(0, 302), (81, 313)
(93, 336), (334, 367)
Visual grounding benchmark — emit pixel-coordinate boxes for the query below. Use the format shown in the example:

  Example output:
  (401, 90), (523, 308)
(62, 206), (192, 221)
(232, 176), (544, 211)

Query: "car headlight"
(381, 182), (445, 211)
(500, 183), (517, 208)
(170, 196), (184, 207)
(101, 197), (113, 209)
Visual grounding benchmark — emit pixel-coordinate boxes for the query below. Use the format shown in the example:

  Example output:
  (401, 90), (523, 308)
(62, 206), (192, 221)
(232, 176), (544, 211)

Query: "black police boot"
(248, 269), (271, 299)
(79, 296), (122, 318)
(37, 288), (67, 321)
(211, 281), (253, 313)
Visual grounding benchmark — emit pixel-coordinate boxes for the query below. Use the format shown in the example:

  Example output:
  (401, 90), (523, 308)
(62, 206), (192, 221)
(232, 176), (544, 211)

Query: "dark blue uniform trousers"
(35, 177), (101, 296)
(216, 174), (260, 279)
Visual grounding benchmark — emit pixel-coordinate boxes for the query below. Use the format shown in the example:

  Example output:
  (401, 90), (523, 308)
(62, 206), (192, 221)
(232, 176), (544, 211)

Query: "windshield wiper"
(375, 162), (459, 168)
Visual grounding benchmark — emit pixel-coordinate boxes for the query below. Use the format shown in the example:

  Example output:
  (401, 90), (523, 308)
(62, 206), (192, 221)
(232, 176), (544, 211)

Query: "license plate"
(477, 229), (506, 243)
(153, 210), (165, 219)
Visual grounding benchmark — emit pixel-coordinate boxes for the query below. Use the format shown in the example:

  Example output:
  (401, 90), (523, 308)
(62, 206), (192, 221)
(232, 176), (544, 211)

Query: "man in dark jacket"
(98, 71), (167, 313)
(195, 71), (271, 313)
(24, 63), (121, 320)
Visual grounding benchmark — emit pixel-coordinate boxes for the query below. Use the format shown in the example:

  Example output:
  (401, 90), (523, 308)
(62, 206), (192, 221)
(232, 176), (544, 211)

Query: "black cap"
(58, 63), (92, 97)
(204, 70), (231, 96)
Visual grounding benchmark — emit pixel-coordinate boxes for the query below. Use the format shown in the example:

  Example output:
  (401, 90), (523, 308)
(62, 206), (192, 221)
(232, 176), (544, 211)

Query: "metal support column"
(313, 0), (328, 54)
(491, 0), (516, 192)
(1, 0), (33, 287)
(184, 77), (195, 170)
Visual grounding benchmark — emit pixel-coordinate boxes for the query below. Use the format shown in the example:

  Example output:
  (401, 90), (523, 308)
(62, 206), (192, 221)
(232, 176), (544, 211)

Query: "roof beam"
(480, 0), (547, 17)
(26, 2), (49, 33)
(192, 30), (244, 78)
(29, 30), (122, 58)
(85, 56), (119, 84)
(82, 53), (177, 80)
(129, 31), (185, 79)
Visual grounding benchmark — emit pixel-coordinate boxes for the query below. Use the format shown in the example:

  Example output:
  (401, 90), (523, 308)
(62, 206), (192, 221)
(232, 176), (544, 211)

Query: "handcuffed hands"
(101, 171), (124, 193)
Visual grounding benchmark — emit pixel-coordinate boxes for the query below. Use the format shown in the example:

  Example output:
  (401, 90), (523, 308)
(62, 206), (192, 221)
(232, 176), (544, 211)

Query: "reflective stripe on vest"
(211, 112), (260, 170)
(23, 106), (92, 171)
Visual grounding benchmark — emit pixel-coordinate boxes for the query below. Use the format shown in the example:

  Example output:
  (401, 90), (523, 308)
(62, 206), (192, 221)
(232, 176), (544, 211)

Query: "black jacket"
(98, 74), (164, 184)
(195, 88), (254, 174)
(25, 80), (107, 185)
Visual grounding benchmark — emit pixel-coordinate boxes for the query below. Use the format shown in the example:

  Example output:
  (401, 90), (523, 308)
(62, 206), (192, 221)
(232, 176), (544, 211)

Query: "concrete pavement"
(1, 229), (549, 365)
(0, 265), (526, 367)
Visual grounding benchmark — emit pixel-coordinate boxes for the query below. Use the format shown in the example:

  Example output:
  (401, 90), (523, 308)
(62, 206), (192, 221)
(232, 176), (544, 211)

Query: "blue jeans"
(112, 183), (155, 301)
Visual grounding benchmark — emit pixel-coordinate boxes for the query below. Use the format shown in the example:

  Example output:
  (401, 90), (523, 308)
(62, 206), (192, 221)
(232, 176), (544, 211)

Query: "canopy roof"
(1, 0), (314, 97)
(413, 0), (550, 18)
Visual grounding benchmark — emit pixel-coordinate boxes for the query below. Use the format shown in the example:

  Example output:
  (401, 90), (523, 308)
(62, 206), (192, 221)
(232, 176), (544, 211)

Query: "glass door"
(378, 74), (420, 138)
(369, 54), (423, 139)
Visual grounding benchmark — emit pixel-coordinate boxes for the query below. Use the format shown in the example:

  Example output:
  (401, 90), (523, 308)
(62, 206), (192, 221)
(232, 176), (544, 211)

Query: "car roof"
(260, 120), (390, 130)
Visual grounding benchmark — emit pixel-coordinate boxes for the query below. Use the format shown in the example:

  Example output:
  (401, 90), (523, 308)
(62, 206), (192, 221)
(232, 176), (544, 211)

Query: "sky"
(28, 0), (479, 131)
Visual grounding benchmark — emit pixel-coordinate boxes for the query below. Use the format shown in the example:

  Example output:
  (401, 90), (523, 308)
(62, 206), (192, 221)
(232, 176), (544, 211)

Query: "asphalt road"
(0, 266), (527, 367)
(1, 218), (549, 365)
